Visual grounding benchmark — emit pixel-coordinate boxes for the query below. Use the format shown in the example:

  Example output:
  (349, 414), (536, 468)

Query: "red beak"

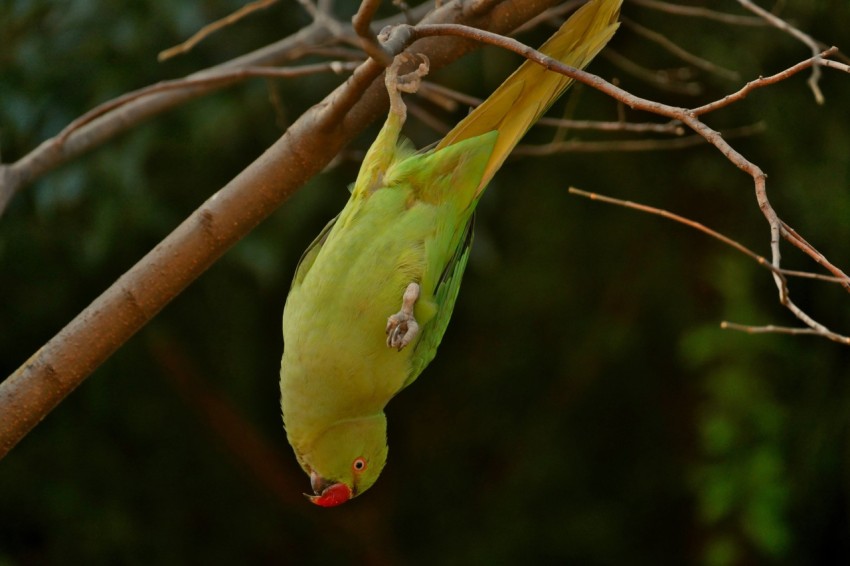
(307, 471), (352, 507)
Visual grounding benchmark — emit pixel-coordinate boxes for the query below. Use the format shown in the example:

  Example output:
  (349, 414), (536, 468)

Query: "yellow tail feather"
(435, 0), (622, 193)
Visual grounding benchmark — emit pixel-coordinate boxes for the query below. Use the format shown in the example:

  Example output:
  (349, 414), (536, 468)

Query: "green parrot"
(280, 0), (621, 507)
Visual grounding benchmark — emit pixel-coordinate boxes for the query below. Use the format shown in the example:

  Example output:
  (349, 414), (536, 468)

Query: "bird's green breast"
(280, 133), (497, 451)
(281, 184), (448, 444)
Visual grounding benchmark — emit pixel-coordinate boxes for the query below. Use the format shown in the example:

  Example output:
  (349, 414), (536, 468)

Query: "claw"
(386, 282), (421, 351)
(385, 53), (430, 118)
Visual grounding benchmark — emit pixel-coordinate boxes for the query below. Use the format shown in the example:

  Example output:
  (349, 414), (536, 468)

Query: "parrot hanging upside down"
(280, 0), (622, 507)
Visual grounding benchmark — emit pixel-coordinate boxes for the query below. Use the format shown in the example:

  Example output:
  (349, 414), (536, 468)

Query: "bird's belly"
(281, 204), (434, 424)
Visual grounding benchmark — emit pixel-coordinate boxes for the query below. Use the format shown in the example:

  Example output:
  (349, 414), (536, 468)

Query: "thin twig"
(419, 80), (687, 134)
(512, 0), (584, 35)
(815, 57), (850, 74)
(404, 22), (848, 344)
(537, 116), (685, 136)
(407, 100), (453, 135)
(631, 0), (766, 26)
(622, 17), (739, 81)
(515, 123), (764, 154)
(352, 0), (393, 65)
(604, 48), (702, 95)
(720, 321), (837, 338)
(158, 0), (280, 61)
(692, 47), (838, 115)
(571, 186), (850, 347)
(0, 2), (437, 215)
(415, 81), (463, 112)
(568, 188), (847, 285)
(736, 0), (826, 103)
(295, 45), (367, 61)
(779, 221), (850, 292)
(536, 116), (685, 134)
(0, 0), (570, 460)
(298, 0), (346, 37)
(55, 63), (360, 145)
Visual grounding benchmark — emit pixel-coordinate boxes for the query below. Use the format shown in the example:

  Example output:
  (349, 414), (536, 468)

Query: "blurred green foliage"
(2, 1), (850, 564)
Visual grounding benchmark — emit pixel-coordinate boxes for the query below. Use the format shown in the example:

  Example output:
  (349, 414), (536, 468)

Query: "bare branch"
(3, 0), (848, 470)
(352, 0), (394, 65)
(568, 188), (847, 286)
(511, 0), (584, 34)
(604, 48), (702, 95)
(403, 22), (848, 344)
(780, 221), (850, 293)
(720, 322), (845, 339)
(298, 0), (346, 38)
(55, 63), (361, 145)
(536, 116), (686, 134)
(622, 17), (739, 81)
(692, 48), (839, 116)
(0, 0), (568, 460)
(631, 0), (766, 26)
(419, 80), (687, 134)
(736, 0), (827, 103)
(0, 2), (434, 215)
(570, 186), (850, 346)
(158, 0), (281, 61)
(818, 58), (850, 74)
(514, 123), (764, 154)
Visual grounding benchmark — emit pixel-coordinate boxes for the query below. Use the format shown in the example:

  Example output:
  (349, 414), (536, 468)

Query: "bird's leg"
(385, 52), (429, 121)
(382, 55), (428, 352)
(354, 53), (428, 191)
(386, 282), (421, 351)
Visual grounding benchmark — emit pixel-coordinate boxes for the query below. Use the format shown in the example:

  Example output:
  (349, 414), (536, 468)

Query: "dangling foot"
(385, 52), (430, 120)
(386, 282), (421, 351)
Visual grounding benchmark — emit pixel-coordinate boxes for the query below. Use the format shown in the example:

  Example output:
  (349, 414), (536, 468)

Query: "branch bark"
(0, 2), (433, 215)
(403, 24), (850, 342)
(0, 0), (564, 459)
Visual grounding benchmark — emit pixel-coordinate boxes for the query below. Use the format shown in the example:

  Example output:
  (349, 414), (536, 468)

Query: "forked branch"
(399, 23), (848, 343)
(2, 1), (848, 471)
(0, 0), (568, 461)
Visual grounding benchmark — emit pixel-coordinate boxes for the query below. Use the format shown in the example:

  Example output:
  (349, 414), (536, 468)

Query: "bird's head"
(296, 413), (388, 507)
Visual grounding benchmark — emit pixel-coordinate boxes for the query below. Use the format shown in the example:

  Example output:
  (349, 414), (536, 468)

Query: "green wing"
(403, 215), (475, 388)
(290, 215), (339, 289)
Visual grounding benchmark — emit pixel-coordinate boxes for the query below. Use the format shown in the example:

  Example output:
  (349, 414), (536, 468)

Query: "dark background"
(2, 1), (849, 564)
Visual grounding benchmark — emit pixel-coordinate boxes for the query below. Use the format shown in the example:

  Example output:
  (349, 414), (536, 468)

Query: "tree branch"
(55, 63), (362, 145)
(622, 17), (739, 81)
(404, 23), (848, 344)
(0, 2), (434, 216)
(631, 0), (766, 26)
(0, 0), (565, 460)
(736, 0), (828, 103)
(157, 0), (282, 62)
(568, 188), (847, 286)
(352, 0), (395, 65)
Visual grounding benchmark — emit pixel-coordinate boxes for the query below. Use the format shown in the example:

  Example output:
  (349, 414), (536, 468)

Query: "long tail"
(435, 0), (622, 194)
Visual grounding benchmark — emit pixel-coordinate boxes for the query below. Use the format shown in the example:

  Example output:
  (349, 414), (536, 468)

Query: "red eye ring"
(352, 457), (367, 472)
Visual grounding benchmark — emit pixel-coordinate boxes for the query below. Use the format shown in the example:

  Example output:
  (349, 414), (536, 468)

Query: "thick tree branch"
(0, 0), (564, 460)
(0, 2), (433, 216)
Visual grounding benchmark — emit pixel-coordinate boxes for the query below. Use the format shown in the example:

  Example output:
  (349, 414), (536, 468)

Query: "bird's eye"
(352, 457), (367, 472)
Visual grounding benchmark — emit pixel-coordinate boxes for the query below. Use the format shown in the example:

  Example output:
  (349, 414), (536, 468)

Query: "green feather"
(280, 0), (622, 504)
